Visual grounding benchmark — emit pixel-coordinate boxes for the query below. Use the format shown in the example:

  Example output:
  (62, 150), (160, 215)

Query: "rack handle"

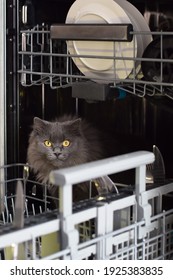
(50, 23), (133, 42)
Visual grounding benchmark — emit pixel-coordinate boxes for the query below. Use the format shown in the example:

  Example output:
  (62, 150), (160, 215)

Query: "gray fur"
(27, 115), (104, 201)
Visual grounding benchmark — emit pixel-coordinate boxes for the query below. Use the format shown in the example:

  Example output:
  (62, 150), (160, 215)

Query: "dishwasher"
(0, 0), (173, 260)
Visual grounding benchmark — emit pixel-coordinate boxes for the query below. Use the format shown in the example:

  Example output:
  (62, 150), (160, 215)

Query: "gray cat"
(27, 115), (112, 205)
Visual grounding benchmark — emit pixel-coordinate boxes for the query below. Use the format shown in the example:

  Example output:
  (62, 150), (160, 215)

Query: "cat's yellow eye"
(44, 140), (52, 147)
(62, 140), (70, 147)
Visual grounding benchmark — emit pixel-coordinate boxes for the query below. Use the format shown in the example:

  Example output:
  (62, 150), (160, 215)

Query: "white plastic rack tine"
(1, 156), (173, 259)
(50, 151), (155, 249)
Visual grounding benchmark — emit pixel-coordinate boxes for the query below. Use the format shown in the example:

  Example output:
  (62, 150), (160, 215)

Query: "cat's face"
(31, 117), (82, 168)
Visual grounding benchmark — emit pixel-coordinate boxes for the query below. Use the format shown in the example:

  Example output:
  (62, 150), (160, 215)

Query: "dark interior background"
(6, 0), (173, 185)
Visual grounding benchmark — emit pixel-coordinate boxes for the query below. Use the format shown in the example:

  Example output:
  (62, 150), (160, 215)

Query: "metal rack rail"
(18, 24), (173, 100)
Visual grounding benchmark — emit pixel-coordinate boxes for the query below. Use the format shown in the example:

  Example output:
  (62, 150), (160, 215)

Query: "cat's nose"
(53, 146), (62, 153)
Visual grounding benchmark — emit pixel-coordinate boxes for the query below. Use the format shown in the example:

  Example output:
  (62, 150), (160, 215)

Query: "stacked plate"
(65, 0), (152, 84)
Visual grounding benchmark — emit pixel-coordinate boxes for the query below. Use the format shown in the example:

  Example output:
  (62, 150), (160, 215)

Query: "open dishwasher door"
(1, 0), (173, 260)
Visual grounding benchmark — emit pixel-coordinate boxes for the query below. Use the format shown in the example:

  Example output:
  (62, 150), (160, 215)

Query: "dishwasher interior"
(0, 0), (173, 260)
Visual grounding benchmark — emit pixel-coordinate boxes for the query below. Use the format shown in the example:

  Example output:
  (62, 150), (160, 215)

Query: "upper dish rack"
(18, 24), (173, 100)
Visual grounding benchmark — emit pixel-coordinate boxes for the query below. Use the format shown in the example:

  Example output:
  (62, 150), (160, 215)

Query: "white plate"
(114, 0), (152, 55)
(65, 0), (138, 83)
(114, 0), (152, 76)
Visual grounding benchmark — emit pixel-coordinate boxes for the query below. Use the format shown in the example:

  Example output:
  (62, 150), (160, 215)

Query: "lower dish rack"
(0, 151), (173, 260)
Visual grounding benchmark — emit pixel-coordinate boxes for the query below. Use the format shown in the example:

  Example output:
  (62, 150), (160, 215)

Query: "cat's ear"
(33, 117), (49, 134)
(65, 118), (82, 135)
(70, 118), (81, 132)
(71, 118), (81, 126)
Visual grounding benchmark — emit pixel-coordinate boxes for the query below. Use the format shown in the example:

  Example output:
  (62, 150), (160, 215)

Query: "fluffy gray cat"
(27, 115), (112, 205)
